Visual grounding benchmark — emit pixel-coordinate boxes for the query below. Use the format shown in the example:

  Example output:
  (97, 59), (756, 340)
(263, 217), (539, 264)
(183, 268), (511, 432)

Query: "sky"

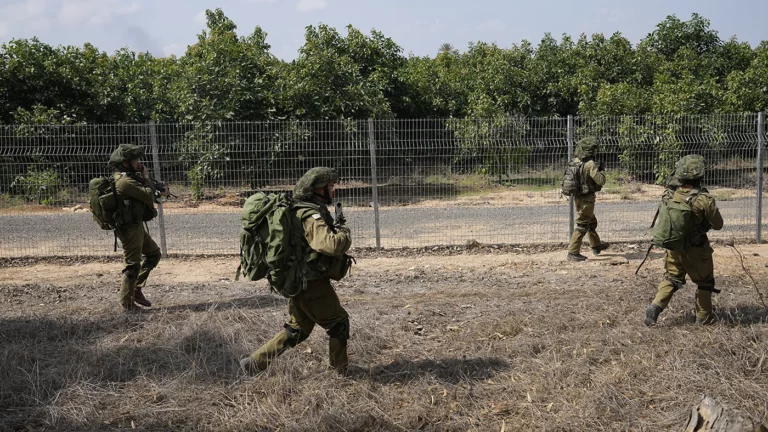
(0, 0), (766, 60)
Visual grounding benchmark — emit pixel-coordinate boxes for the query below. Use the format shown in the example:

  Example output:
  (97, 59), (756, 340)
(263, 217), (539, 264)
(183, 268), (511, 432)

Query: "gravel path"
(0, 199), (761, 257)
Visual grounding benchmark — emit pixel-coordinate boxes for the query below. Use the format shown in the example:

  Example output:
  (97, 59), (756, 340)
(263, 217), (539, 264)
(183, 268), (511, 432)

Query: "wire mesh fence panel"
(0, 114), (764, 258)
(576, 114), (759, 244)
(150, 120), (375, 254)
(373, 117), (570, 247)
(0, 124), (161, 257)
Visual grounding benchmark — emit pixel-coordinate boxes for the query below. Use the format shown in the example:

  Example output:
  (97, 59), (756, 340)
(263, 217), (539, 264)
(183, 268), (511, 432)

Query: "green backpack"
(651, 188), (701, 251)
(561, 161), (589, 196)
(88, 176), (121, 230)
(235, 192), (307, 298)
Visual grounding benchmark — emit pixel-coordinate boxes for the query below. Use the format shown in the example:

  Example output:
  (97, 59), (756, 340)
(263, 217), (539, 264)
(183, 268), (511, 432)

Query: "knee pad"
(697, 285), (721, 294)
(123, 263), (141, 280)
(575, 224), (589, 234)
(143, 250), (161, 270)
(665, 277), (684, 292)
(327, 318), (350, 345)
(283, 324), (309, 347)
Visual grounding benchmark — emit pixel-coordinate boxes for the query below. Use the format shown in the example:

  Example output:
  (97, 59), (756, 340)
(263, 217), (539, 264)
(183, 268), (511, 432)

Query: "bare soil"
(1, 244), (768, 431)
(1, 184), (761, 216)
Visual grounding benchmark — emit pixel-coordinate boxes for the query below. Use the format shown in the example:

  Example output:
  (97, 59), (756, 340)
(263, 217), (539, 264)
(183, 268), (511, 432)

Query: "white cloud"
(0, 0), (49, 36)
(296, 0), (327, 13)
(195, 10), (207, 25)
(57, 0), (142, 27)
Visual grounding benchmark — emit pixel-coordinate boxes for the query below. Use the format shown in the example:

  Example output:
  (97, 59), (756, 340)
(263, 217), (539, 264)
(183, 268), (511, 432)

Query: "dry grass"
(2, 245), (768, 431)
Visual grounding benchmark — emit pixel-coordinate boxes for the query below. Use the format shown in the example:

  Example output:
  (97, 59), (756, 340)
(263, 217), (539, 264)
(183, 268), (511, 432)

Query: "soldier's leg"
(246, 299), (315, 372)
(582, 201), (602, 248)
(646, 250), (686, 326)
(682, 246), (718, 323)
(567, 197), (589, 255)
(295, 279), (350, 374)
(116, 225), (143, 310)
(653, 250), (686, 309)
(134, 228), (161, 307)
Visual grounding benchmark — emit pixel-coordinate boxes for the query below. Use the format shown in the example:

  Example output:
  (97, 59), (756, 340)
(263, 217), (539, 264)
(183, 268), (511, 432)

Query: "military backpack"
(235, 192), (309, 297)
(561, 161), (590, 197)
(651, 188), (702, 251)
(88, 176), (122, 230)
(236, 192), (354, 297)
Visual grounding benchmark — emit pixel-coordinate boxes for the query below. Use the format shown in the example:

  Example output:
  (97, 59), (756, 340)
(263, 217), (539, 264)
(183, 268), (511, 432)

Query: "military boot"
(567, 253), (587, 262)
(134, 288), (152, 308)
(592, 242), (610, 256)
(644, 304), (663, 327)
(240, 356), (269, 375)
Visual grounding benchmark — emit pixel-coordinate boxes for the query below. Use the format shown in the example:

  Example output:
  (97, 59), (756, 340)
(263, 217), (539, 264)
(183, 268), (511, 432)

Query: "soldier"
(644, 155), (723, 326)
(241, 167), (352, 375)
(566, 137), (610, 261)
(109, 144), (168, 311)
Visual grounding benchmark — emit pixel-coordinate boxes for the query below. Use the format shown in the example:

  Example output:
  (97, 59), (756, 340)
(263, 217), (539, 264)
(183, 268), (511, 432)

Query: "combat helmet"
(674, 154), (705, 181)
(574, 137), (598, 160)
(293, 167), (340, 201)
(109, 144), (145, 168)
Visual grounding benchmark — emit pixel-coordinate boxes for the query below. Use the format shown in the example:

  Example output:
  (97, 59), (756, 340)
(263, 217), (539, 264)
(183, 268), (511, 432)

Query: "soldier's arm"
(302, 215), (352, 256)
(585, 161), (606, 186)
(116, 176), (155, 207)
(703, 197), (724, 230)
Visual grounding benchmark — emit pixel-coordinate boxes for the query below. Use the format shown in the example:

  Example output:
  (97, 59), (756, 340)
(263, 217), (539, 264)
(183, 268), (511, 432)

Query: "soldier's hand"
(336, 225), (351, 235)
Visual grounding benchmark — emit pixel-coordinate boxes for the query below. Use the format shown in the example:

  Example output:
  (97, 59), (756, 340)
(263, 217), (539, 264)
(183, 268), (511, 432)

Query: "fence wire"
(0, 114), (765, 257)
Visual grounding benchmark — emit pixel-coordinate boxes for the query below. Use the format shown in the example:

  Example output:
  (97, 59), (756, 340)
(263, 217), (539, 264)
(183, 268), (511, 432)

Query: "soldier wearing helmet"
(644, 155), (724, 326)
(566, 137), (610, 261)
(241, 167), (353, 375)
(109, 144), (168, 311)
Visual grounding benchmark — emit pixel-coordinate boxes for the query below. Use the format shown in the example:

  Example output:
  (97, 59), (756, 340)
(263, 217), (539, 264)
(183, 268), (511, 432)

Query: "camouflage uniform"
(567, 138), (609, 259)
(243, 168), (352, 375)
(645, 155), (723, 325)
(109, 144), (161, 310)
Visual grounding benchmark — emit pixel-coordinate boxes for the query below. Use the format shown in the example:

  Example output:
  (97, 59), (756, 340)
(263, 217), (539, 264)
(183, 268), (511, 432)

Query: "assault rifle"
(151, 178), (177, 203)
(635, 208), (659, 275)
(334, 202), (346, 226)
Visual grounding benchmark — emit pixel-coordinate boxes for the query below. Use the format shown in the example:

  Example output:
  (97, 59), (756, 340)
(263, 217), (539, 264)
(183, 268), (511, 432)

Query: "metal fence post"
(567, 115), (575, 241)
(758, 112), (765, 243)
(367, 118), (382, 249)
(148, 120), (168, 257)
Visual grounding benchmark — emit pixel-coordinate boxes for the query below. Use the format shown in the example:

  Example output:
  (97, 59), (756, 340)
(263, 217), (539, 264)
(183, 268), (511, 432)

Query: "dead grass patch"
(2, 245), (768, 430)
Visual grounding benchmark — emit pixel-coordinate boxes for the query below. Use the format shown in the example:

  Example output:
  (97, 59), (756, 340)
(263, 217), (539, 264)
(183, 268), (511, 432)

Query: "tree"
(438, 43), (457, 55)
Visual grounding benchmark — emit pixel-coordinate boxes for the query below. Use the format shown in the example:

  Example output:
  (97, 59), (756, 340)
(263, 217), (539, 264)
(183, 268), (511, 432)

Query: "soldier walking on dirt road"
(565, 137), (610, 261)
(644, 155), (724, 326)
(109, 144), (168, 311)
(241, 167), (353, 376)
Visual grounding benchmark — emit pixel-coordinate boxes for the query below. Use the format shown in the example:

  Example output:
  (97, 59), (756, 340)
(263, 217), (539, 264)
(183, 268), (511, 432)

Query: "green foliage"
(187, 166), (205, 201)
(1, 12), (766, 123)
(10, 168), (61, 204)
(0, 11), (767, 195)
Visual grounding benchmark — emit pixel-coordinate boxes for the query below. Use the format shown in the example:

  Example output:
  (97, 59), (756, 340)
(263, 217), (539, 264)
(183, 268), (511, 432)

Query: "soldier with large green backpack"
(644, 155), (723, 326)
(562, 137), (610, 261)
(239, 167), (353, 375)
(89, 144), (168, 311)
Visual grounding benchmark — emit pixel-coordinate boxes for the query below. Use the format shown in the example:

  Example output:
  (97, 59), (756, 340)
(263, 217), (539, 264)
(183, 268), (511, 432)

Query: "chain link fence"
(1, 114), (766, 258)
